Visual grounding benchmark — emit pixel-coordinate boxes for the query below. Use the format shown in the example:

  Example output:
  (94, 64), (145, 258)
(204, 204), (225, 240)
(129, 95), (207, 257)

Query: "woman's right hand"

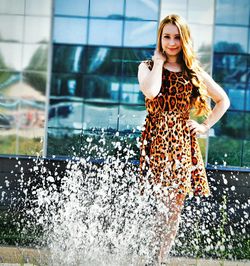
(152, 49), (166, 63)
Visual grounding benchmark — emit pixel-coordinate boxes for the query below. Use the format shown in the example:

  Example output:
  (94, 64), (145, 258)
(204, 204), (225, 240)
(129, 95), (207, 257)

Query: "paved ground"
(0, 246), (249, 265)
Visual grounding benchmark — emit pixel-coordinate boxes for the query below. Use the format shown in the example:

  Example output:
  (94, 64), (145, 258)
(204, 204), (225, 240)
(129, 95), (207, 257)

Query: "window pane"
(83, 75), (120, 103)
(118, 105), (146, 131)
(24, 16), (50, 43)
(83, 103), (118, 130)
(214, 26), (248, 53)
(51, 73), (84, 98)
(17, 100), (45, 130)
(121, 81), (144, 104)
(216, 0), (250, 26)
(212, 111), (245, 139)
(0, 134), (16, 154)
(22, 44), (48, 71)
(0, 15), (23, 42)
(90, 0), (124, 18)
(160, 0), (187, 20)
(122, 48), (153, 76)
(22, 73), (47, 99)
(52, 45), (87, 73)
(48, 100), (83, 129)
(224, 83), (246, 111)
(53, 17), (87, 44)
(25, 0), (51, 16)
(245, 112), (250, 140)
(242, 140), (250, 167)
(0, 42), (22, 70)
(0, 71), (21, 96)
(47, 128), (83, 156)
(246, 86), (250, 111)
(212, 54), (248, 83)
(86, 46), (122, 75)
(54, 0), (89, 16)
(188, 0), (214, 24)
(190, 24), (213, 52)
(124, 21), (157, 47)
(126, 0), (159, 20)
(0, 0), (25, 14)
(88, 19), (122, 46)
(0, 98), (17, 130)
(208, 136), (242, 166)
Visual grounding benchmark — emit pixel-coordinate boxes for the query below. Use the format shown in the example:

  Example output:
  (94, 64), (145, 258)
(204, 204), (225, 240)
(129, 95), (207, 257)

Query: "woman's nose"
(169, 39), (175, 45)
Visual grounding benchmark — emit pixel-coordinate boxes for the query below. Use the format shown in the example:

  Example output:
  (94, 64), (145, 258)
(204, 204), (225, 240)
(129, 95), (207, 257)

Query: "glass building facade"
(0, 0), (249, 168)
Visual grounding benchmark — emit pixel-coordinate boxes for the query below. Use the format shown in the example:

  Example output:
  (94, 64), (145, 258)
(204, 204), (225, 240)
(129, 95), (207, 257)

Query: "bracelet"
(202, 122), (210, 132)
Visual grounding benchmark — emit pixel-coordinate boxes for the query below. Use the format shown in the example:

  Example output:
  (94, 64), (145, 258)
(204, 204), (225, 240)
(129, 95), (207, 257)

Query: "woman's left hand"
(187, 119), (208, 135)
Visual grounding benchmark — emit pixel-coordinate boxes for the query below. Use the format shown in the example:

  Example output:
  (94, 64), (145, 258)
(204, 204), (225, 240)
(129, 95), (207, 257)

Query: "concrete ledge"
(0, 246), (249, 265)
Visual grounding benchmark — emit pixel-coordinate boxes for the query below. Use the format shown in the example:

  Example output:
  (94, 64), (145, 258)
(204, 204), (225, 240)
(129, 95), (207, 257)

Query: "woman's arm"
(188, 71), (230, 134)
(137, 50), (165, 100)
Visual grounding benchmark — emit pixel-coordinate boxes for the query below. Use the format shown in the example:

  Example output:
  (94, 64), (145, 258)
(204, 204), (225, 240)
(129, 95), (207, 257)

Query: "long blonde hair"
(157, 14), (211, 116)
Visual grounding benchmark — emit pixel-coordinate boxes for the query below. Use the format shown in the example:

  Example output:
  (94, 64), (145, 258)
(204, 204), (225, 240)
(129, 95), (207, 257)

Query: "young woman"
(138, 14), (230, 264)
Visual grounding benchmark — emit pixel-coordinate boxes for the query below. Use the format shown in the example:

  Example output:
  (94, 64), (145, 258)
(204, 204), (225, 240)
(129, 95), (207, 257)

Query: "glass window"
(88, 19), (123, 46)
(0, 15), (23, 42)
(214, 26), (248, 53)
(0, 97), (17, 131)
(122, 48), (154, 76)
(188, 0), (215, 24)
(215, 0), (250, 26)
(124, 21), (157, 47)
(242, 140), (250, 167)
(54, 0), (89, 16)
(224, 83), (246, 110)
(190, 24), (213, 52)
(47, 128), (83, 156)
(211, 110), (245, 139)
(22, 44), (48, 71)
(52, 45), (87, 73)
(212, 54), (248, 83)
(0, 134), (16, 154)
(53, 17), (87, 44)
(125, 0), (158, 20)
(83, 103), (119, 130)
(0, 0), (25, 14)
(86, 46), (123, 75)
(22, 72), (47, 99)
(51, 73), (84, 98)
(0, 71), (21, 96)
(160, 0), (187, 20)
(0, 42), (22, 70)
(208, 136), (242, 166)
(120, 81), (144, 104)
(118, 105), (146, 131)
(48, 100), (83, 129)
(245, 112), (250, 140)
(24, 16), (50, 43)
(83, 75), (120, 102)
(246, 85), (250, 111)
(17, 130), (44, 155)
(25, 0), (51, 16)
(90, 0), (124, 18)
(16, 100), (45, 130)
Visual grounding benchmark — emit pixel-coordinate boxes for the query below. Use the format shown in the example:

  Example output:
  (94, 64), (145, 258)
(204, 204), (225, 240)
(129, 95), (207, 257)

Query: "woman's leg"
(158, 192), (186, 264)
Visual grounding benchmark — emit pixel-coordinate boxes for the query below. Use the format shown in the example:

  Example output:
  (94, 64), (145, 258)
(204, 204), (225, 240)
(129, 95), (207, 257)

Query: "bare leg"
(158, 192), (186, 264)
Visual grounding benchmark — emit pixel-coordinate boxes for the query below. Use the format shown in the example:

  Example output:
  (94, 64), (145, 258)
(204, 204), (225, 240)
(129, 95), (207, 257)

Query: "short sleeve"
(140, 59), (154, 71)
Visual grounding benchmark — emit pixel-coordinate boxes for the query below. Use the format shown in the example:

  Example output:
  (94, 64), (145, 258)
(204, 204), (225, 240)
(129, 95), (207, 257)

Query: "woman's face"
(161, 23), (182, 58)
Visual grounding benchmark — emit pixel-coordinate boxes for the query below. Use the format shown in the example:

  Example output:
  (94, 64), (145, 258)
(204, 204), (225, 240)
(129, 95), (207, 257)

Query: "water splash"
(10, 133), (250, 265)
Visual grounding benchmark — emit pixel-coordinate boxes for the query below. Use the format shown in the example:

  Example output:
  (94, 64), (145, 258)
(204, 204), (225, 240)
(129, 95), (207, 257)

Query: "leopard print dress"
(140, 59), (210, 200)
